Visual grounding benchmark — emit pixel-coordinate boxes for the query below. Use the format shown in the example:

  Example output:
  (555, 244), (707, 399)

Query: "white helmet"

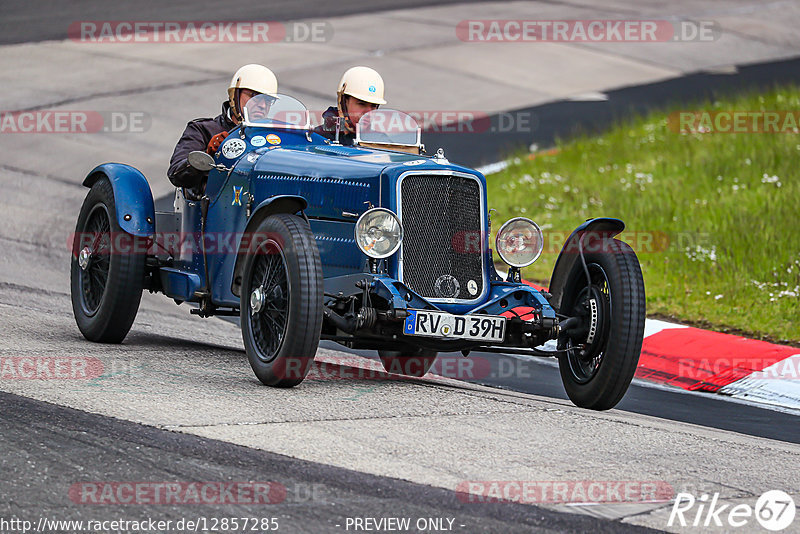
(337, 66), (387, 106)
(228, 64), (278, 120)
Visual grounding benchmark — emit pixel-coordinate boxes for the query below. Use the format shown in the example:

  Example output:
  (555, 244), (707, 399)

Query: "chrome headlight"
(495, 217), (544, 268)
(355, 208), (404, 259)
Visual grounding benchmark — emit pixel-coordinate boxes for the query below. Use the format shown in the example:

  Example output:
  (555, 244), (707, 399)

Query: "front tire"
(70, 177), (145, 343)
(240, 214), (323, 387)
(556, 238), (645, 410)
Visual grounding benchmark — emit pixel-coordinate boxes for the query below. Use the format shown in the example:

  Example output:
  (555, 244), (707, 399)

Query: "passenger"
(167, 64), (278, 196)
(313, 66), (386, 146)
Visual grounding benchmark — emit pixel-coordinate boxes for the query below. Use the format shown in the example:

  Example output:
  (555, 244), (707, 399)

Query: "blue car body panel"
(159, 268), (203, 302)
(547, 217), (626, 311)
(83, 163), (155, 237)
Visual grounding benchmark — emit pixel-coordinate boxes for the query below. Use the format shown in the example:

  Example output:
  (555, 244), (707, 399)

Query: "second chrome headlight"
(495, 217), (544, 268)
(355, 208), (404, 258)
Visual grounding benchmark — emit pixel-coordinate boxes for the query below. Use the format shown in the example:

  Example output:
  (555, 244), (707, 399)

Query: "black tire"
(70, 177), (145, 343)
(240, 214), (322, 387)
(378, 347), (438, 377)
(556, 238), (645, 410)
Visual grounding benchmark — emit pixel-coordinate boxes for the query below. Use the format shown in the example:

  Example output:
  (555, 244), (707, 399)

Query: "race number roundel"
(221, 138), (246, 159)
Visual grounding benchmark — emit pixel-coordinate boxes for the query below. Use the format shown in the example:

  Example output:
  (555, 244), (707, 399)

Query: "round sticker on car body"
(221, 138), (246, 159)
(467, 280), (478, 295)
(266, 134), (281, 145)
(250, 135), (266, 147)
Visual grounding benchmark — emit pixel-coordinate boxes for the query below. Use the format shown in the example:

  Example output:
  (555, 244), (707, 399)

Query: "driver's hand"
(207, 131), (229, 154)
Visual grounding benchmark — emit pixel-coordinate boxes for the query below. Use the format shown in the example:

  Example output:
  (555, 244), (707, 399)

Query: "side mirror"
(187, 151), (215, 171)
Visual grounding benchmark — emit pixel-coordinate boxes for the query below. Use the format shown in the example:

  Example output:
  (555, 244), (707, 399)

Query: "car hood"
(252, 145), (478, 181)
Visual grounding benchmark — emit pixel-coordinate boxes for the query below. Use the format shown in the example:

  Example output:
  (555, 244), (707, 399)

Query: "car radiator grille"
(399, 174), (484, 301)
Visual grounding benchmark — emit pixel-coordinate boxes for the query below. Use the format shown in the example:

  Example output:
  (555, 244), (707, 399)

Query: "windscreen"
(242, 93), (309, 129)
(356, 109), (421, 147)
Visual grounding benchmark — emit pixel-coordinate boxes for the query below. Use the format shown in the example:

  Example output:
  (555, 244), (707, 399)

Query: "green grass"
(487, 85), (800, 344)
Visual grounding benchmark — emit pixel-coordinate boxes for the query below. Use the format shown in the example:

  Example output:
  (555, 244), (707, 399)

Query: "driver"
(313, 66), (386, 145)
(167, 64), (278, 195)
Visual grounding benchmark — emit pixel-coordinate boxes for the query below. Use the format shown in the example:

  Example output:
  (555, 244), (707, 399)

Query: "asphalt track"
(325, 343), (800, 445)
(0, 0), (503, 45)
(2, 390), (645, 533)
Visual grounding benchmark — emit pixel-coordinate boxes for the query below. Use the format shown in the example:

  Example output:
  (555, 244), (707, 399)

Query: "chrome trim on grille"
(395, 170), (488, 305)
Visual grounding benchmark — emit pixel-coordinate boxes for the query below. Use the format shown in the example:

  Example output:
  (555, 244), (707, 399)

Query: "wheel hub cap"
(78, 247), (92, 270)
(250, 286), (265, 313)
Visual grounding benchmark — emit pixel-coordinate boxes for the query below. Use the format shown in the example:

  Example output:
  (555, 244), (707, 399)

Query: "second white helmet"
(337, 66), (387, 105)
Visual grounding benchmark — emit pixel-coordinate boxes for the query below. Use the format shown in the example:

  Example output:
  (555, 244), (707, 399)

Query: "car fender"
(231, 195), (309, 297)
(547, 217), (625, 312)
(83, 163), (155, 237)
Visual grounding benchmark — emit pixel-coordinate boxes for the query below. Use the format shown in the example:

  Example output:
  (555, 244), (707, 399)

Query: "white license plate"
(403, 310), (506, 342)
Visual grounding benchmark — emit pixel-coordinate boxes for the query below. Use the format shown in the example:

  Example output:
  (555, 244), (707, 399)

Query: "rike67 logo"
(669, 490), (796, 531)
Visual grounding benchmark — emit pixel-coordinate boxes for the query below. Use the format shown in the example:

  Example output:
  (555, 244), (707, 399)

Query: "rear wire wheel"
(70, 177), (145, 343)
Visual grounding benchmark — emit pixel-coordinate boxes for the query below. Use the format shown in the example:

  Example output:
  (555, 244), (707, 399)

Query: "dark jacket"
(313, 106), (355, 146)
(167, 101), (237, 193)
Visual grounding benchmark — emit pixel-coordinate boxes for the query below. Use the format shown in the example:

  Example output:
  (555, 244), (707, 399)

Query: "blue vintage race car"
(70, 94), (645, 410)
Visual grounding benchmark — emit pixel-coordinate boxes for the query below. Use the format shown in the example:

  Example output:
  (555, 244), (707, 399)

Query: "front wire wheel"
(240, 214), (323, 387)
(557, 238), (645, 410)
(249, 243), (290, 360)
